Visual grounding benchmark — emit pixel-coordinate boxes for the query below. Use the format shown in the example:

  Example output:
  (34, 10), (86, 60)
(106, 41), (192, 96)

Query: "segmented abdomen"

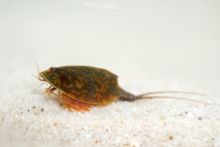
(119, 89), (136, 101)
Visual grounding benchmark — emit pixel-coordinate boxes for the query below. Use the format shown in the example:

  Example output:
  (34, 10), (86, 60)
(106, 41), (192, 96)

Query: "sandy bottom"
(0, 70), (220, 147)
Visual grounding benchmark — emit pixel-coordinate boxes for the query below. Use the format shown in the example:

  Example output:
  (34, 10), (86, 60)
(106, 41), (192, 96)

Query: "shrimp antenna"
(35, 62), (40, 75)
(32, 62), (44, 81)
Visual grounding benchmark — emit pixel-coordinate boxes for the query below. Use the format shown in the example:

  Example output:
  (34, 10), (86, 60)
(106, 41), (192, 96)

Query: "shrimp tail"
(119, 89), (207, 104)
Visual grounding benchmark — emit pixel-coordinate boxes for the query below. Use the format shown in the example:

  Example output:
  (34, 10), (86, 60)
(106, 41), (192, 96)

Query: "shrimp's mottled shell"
(40, 66), (121, 105)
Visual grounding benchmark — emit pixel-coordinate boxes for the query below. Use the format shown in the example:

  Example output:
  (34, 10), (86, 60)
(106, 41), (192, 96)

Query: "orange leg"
(44, 85), (56, 96)
(58, 92), (92, 112)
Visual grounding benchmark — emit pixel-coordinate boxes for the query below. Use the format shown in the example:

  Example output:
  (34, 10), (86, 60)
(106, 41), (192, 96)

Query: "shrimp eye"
(49, 67), (57, 72)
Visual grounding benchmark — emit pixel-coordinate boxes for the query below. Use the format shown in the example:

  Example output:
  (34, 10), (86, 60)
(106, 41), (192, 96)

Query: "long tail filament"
(136, 91), (207, 104)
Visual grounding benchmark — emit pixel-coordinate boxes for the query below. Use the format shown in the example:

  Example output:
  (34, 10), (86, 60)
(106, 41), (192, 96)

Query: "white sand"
(0, 70), (220, 147)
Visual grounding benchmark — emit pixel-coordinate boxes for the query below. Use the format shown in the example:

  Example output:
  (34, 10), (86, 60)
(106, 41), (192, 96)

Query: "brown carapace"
(38, 66), (205, 112)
